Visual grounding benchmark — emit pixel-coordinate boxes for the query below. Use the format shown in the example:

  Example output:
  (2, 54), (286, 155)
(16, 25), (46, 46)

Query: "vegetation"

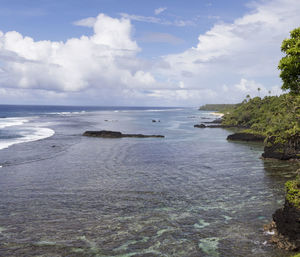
(286, 175), (300, 208)
(199, 104), (239, 113)
(278, 27), (300, 95)
(222, 94), (300, 142)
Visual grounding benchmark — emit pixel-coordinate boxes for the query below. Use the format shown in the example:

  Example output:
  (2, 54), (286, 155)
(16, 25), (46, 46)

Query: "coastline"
(201, 97), (300, 254)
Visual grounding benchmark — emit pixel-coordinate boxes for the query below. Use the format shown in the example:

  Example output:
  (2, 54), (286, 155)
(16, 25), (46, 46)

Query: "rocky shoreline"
(194, 123), (247, 129)
(227, 132), (266, 142)
(264, 171), (300, 251)
(196, 112), (300, 253)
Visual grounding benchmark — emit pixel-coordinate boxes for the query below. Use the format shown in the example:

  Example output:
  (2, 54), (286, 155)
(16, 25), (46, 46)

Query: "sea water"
(0, 105), (299, 256)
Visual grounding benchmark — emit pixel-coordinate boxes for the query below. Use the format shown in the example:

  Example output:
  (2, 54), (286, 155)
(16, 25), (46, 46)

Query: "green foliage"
(285, 177), (300, 208)
(278, 27), (300, 95)
(222, 94), (300, 142)
(199, 104), (239, 113)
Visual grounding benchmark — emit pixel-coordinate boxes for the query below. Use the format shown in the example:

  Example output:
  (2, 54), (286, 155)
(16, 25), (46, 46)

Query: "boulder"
(83, 130), (164, 138)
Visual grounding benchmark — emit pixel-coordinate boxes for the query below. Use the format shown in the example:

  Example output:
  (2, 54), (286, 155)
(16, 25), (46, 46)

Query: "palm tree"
(257, 87), (261, 97)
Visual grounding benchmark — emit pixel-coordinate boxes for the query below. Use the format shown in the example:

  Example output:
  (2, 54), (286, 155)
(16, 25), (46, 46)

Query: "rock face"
(267, 173), (300, 251)
(227, 132), (265, 142)
(269, 200), (300, 250)
(262, 135), (300, 160)
(83, 130), (164, 138)
(273, 200), (300, 249)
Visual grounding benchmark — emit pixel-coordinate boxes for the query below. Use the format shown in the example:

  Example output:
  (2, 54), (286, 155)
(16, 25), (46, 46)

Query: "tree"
(257, 87), (261, 97)
(278, 27), (300, 95)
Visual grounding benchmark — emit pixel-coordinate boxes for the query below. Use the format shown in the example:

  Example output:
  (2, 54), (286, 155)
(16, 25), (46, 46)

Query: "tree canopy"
(278, 27), (300, 95)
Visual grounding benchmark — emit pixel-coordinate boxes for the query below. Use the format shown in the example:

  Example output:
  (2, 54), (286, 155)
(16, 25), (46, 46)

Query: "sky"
(0, 0), (299, 106)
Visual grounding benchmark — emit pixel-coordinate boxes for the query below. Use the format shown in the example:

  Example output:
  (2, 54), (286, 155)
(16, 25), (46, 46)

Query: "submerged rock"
(262, 135), (300, 160)
(83, 130), (164, 138)
(227, 133), (265, 142)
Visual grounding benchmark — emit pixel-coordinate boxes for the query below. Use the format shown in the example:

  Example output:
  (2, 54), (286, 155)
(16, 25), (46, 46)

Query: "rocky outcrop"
(194, 124), (206, 128)
(266, 172), (300, 250)
(272, 201), (300, 250)
(83, 130), (164, 138)
(262, 135), (300, 160)
(194, 124), (247, 128)
(227, 132), (265, 142)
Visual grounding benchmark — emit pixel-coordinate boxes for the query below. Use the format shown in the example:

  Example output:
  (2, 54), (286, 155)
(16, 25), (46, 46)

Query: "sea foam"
(0, 117), (29, 129)
(0, 126), (55, 150)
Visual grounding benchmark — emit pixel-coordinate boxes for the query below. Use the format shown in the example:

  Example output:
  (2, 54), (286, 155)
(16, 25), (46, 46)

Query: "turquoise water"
(0, 107), (299, 256)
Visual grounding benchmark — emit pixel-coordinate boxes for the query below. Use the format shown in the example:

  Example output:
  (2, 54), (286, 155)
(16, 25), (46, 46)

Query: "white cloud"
(73, 17), (97, 27)
(120, 13), (164, 25)
(0, 0), (299, 106)
(156, 0), (300, 104)
(154, 7), (167, 15)
(0, 13), (157, 97)
(120, 13), (195, 27)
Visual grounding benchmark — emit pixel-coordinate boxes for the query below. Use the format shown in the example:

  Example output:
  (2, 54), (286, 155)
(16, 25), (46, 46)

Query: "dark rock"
(194, 124), (206, 128)
(194, 124), (247, 129)
(270, 200), (300, 250)
(262, 135), (300, 160)
(83, 130), (164, 138)
(152, 120), (156, 122)
(204, 124), (247, 128)
(227, 133), (265, 142)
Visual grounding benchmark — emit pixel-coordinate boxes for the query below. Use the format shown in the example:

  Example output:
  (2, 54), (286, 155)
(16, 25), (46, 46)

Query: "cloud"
(0, 13), (158, 97)
(154, 7), (167, 15)
(120, 13), (195, 27)
(139, 32), (184, 45)
(73, 17), (97, 27)
(156, 0), (300, 104)
(0, 0), (299, 106)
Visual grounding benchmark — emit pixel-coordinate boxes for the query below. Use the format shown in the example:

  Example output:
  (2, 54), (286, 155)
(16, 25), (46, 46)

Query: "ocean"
(0, 105), (298, 256)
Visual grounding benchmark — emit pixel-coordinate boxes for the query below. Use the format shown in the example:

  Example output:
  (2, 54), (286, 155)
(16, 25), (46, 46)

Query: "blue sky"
(0, 0), (248, 56)
(0, 0), (299, 106)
